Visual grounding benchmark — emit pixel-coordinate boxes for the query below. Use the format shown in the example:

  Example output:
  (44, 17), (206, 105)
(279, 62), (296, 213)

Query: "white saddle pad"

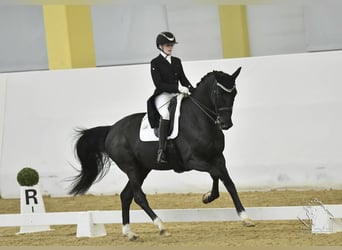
(139, 94), (184, 142)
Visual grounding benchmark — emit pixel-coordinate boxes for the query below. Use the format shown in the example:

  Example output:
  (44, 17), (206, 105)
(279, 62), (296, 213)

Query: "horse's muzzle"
(217, 113), (233, 130)
(216, 117), (233, 130)
(220, 122), (233, 130)
(217, 107), (233, 130)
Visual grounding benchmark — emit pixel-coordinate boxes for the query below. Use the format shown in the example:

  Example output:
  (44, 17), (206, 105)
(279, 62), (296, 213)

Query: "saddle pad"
(139, 94), (184, 142)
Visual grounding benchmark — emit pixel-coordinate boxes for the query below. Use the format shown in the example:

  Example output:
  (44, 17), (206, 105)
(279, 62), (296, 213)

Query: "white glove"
(178, 85), (190, 95)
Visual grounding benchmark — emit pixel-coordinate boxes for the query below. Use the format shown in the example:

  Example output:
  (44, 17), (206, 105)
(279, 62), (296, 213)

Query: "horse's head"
(195, 67), (241, 130)
(212, 67), (240, 129)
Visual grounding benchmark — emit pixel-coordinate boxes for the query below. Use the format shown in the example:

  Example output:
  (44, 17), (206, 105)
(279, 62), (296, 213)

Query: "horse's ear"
(232, 67), (242, 79)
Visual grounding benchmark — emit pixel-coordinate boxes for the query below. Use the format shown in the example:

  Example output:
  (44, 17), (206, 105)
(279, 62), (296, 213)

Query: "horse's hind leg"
(123, 166), (170, 237)
(120, 182), (138, 240)
(133, 187), (170, 236)
(202, 175), (220, 204)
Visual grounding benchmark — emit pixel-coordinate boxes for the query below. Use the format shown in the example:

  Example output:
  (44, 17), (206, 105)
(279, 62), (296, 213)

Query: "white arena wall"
(0, 51), (341, 198)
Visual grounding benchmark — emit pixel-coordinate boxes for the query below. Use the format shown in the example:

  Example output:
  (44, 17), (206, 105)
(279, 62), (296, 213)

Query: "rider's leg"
(157, 119), (170, 164)
(154, 93), (175, 164)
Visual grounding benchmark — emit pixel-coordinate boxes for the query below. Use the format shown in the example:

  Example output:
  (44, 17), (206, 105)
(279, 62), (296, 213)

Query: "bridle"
(188, 79), (236, 126)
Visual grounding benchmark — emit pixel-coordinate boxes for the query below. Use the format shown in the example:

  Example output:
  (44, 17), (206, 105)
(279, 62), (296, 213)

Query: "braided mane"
(196, 70), (227, 87)
(196, 71), (215, 87)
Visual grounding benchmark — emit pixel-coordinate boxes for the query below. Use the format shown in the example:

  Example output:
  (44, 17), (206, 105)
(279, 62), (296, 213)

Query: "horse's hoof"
(125, 232), (139, 241)
(242, 218), (256, 227)
(160, 229), (171, 237)
(202, 191), (219, 204)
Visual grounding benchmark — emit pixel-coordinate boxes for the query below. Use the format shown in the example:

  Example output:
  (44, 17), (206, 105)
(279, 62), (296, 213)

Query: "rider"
(147, 31), (194, 164)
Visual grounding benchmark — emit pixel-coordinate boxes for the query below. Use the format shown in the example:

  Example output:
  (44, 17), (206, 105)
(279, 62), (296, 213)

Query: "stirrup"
(157, 149), (168, 164)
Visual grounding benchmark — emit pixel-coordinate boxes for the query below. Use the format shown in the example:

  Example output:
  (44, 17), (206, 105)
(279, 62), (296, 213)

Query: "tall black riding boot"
(157, 119), (170, 164)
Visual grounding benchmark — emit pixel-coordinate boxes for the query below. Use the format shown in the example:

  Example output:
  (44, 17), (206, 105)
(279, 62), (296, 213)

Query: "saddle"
(139, 94), (184, 142)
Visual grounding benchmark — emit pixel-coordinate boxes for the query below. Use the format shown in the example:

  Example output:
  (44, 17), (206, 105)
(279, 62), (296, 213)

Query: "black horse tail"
(69, 126), (111, 196)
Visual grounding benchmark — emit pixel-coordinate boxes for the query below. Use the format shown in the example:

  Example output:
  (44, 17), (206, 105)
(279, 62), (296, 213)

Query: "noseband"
(189, 79), (235, 126)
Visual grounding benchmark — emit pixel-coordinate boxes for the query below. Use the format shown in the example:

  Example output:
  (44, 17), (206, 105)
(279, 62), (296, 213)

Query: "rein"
(188, 95), (220, 125)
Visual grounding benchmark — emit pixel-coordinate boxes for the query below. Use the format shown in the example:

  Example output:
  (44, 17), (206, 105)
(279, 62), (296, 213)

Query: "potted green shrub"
(17, 167), (39, 186)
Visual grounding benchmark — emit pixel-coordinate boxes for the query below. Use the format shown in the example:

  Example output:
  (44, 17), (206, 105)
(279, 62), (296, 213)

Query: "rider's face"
(160, 43), (174, 55)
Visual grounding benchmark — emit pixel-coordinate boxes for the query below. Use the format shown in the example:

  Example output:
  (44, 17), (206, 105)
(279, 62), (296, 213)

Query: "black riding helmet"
(156, 32), (178, 49)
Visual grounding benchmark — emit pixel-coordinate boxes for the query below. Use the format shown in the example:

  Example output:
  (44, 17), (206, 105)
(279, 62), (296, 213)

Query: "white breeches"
(154, 92), (177, 120)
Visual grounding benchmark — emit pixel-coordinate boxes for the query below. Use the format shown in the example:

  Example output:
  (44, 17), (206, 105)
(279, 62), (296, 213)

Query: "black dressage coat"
(147, 54), (193, 128)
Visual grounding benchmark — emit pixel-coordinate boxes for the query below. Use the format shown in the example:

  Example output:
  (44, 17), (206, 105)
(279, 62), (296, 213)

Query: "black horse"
(69, 67), (255, 240)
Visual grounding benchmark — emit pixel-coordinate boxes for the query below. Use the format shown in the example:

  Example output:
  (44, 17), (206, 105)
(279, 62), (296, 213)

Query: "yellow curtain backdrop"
(218, 5), (250, 58)
(43, 5), (96, 69)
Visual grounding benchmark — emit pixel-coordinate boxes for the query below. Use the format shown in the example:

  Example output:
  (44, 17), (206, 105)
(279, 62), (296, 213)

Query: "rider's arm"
(175, 58), (195, 93)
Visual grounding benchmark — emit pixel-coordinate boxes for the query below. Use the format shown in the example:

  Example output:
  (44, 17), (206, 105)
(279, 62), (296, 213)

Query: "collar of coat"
(160, 51), (171, 64)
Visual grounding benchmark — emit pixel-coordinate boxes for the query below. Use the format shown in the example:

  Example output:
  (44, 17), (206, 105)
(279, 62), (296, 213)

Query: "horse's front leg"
(216, 161), (255, 227)
(202, 175), (220, 204)
(186, 159), (220, 204)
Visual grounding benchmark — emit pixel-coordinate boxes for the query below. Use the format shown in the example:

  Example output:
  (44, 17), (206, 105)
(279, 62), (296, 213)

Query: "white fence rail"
(1, 205), (342, 237)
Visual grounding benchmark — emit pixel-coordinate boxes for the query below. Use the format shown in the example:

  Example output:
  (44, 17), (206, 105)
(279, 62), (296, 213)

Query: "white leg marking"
(239, 211), (249, 220)
(122, 224), (138, 240)
(153, 217), (165, 231)
(239, 211), (256, 227)
(122, 224), (131, 235)
(153, 217), (171, 236)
